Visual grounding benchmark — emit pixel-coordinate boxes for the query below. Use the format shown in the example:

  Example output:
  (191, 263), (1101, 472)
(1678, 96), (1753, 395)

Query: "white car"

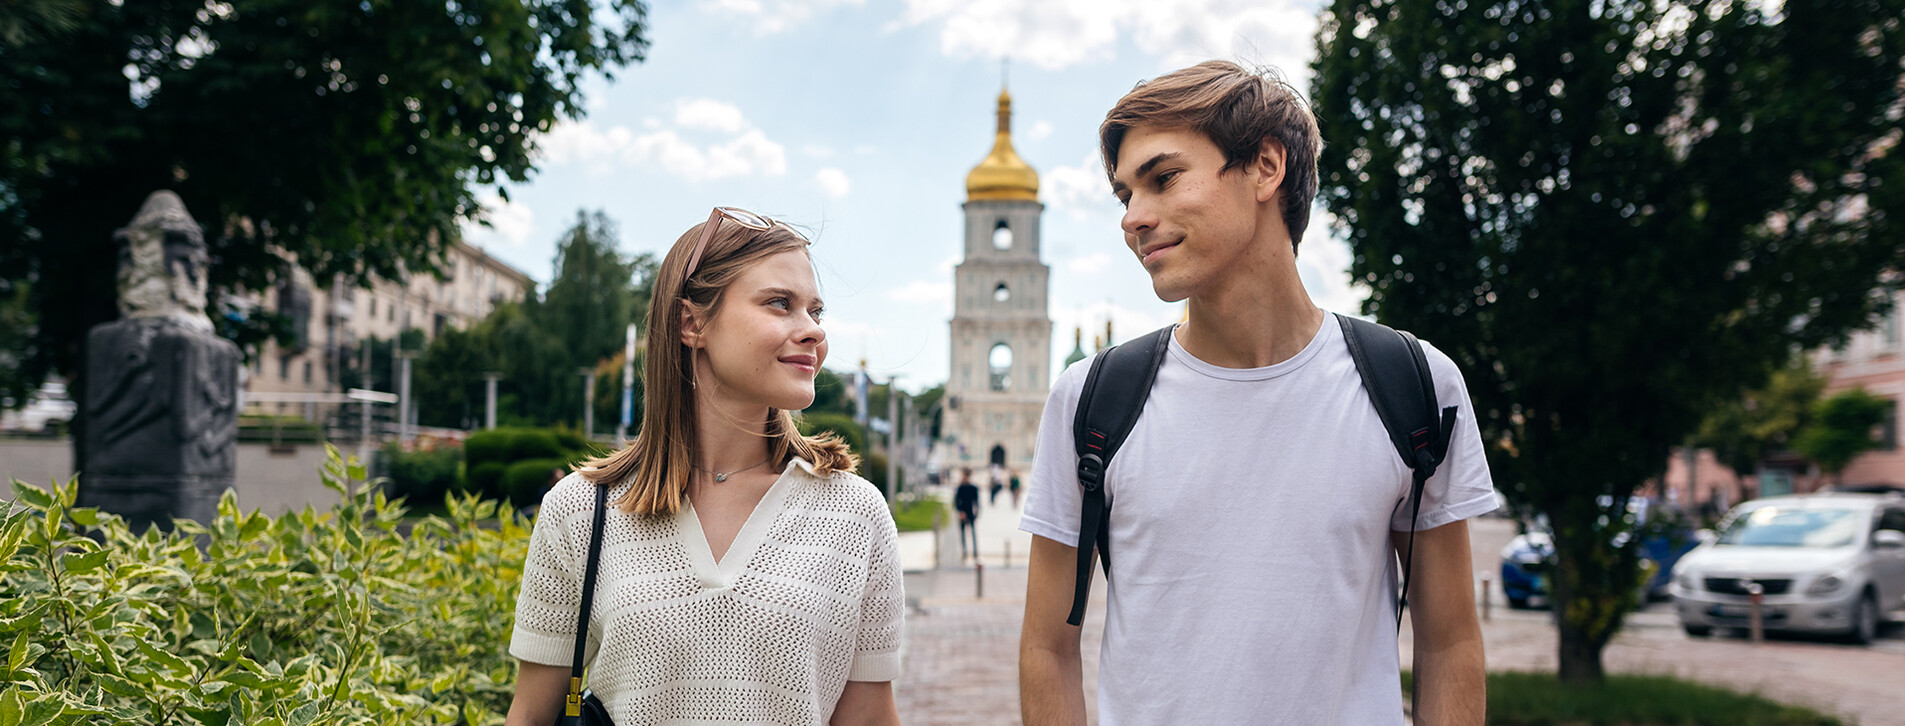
(1670, 493), (1905, 644)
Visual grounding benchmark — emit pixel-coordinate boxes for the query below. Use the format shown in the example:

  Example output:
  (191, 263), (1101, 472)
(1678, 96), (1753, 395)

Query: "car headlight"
(1806, 574), (1846, 596)
(1676, 571), (1696, 591)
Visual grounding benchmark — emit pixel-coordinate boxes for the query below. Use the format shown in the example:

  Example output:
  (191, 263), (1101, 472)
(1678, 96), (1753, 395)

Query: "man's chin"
(1148, 276), (1191, 304)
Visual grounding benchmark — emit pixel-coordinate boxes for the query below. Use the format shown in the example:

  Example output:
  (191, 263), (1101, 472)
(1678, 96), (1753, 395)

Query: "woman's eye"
(809, 307), (825, 321)
(767, 297), (790, 310)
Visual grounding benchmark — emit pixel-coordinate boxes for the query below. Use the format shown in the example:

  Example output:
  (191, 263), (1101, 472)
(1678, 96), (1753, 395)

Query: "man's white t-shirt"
(1020, 313), (1496, 725)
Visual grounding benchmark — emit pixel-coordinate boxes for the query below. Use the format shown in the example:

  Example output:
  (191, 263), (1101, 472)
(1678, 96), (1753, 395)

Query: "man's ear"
(1252, 138), (1288, 205)
(679, 300), (703, 348)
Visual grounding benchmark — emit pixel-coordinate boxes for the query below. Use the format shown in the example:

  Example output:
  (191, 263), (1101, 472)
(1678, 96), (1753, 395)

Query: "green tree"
(0, 0), (648, 457)
(1794, 388), (1890, 484)
(1690, 360), (1825, 494)
(1314, 0), (1905, 682)
(412, 325), (494, 430)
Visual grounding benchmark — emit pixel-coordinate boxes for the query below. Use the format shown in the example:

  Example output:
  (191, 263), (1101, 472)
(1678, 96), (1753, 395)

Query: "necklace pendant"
(714, 473), (728, 483)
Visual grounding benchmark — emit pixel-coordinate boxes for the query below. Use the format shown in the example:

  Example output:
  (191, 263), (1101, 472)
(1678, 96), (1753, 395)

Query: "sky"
(458, 0), (1367, 394)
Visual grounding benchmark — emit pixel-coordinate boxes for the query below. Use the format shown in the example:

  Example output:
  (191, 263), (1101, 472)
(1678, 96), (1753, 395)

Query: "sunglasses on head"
(684, 207), (810, 281)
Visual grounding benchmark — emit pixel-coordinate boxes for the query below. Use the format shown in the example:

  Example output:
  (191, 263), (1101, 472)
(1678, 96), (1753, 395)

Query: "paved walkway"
(894, 505), (1905, 726)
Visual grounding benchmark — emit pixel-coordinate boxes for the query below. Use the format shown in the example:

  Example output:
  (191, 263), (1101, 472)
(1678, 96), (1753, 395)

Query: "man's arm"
(1394, 520), (1486, 726)
(1020, 534), (1089, 726)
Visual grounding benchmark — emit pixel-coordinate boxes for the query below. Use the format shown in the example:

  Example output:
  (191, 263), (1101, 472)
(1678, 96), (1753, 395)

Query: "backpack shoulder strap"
(1065, 324), (1173, 626)
(1336, 314), (1459, 629)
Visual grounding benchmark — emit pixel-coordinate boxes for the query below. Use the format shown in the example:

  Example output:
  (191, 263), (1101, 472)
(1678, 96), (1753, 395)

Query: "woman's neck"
(692, 387), (773, 472)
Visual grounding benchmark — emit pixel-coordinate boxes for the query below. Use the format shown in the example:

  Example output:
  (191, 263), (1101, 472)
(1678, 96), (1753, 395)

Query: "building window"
(369, 297), (378, 317)
(992, 220), (1013, 250)
(988, 343), (1013, 392)
(1884, 309), (1900, 349)
(279, 355), (291, 381)
(994, 283), (1011, 303)
(303, 361), (313, 384)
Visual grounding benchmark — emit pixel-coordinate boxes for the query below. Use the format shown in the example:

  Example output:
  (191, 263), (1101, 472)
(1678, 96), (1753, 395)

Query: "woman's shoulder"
(534, 471), (623, 525)
(795, 460), (891, 518)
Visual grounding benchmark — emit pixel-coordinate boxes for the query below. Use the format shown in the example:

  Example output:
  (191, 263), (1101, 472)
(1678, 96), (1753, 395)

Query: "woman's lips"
(779, 355), (817, 373)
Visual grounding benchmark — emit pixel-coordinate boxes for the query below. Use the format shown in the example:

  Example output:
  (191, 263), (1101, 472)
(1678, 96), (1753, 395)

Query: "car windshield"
(1716, 506), (1864, 548)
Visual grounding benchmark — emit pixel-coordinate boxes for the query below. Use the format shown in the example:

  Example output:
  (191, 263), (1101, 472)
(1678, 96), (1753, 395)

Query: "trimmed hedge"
(502, 458), (568, 508)
(1, 448), (531, 724)
(462, 428), (600, 502)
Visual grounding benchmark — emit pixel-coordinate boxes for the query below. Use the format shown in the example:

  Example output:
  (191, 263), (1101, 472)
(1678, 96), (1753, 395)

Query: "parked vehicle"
(1499, 500), (1697, 609)
(1670, 493), (1905, 644)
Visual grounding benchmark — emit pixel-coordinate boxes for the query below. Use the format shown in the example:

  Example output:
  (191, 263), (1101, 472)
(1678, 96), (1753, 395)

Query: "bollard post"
(1747, 582), (1764, 643)
(931, 507), (943, 571)
(1005, 539), (1012, 568)
(975, 561), (985, 599)
(1479, 573), (1492, 621)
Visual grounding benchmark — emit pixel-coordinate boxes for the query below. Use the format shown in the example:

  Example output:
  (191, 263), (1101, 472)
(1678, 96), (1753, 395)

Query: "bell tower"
(945, 86), (1052, 472)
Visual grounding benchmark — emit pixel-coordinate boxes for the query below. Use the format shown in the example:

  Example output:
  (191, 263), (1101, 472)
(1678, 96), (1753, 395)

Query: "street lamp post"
(579, 367), (597, 440)
(395, 350), (418, 444)
(886, 376), (900, 503)
(482, 372), (502, 430)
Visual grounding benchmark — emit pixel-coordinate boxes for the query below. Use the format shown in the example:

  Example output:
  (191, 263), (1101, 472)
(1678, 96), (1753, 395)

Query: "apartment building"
(242, 243), (535, 421)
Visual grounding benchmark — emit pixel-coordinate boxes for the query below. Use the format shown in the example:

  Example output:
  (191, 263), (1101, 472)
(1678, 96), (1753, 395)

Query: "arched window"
(988, 343), (1013, 391)
(992, 219), (1013, 250)
(993, 283), (1011, 303)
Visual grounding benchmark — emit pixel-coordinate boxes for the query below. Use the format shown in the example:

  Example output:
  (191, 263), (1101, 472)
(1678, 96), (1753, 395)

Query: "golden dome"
(965, 89), (1039, 202)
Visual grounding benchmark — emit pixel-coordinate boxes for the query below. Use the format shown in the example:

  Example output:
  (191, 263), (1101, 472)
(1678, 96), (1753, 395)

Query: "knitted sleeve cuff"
(847, 650), (901, 682)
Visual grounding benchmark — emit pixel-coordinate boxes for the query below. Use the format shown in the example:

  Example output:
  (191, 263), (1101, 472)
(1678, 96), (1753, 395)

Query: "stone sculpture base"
(79, 318), (239, 531)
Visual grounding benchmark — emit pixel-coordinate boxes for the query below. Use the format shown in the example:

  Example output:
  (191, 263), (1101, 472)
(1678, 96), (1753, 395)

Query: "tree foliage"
(0, 0), (648, 410)
(1314, 0), (1905, 681)
(1690, 360), (1825, 481)
(1794, 387), (1889, 482)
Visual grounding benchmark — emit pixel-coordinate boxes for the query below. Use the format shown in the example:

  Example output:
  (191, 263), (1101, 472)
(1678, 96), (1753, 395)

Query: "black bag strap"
(566, 483), (610, 718)
(1337, 315), (1459, 631)
(1066, 325), (1173, 626)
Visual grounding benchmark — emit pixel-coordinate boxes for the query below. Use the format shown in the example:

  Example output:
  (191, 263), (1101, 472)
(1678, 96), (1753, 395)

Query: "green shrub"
(502, 459), (568, 508)
(0, 447), (532, 724)
(462, 429), (510, 467)
(797, 412), (866, 454)
(383, 442), (462, 505)
(1399, 671), (1845, 725)
(505, 430), (564, 461)
(466, 461), (509, 500)
(892, 498), (944, 532)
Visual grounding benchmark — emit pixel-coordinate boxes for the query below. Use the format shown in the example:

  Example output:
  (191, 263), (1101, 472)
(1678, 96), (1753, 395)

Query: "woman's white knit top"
(510, 458), (905, 725)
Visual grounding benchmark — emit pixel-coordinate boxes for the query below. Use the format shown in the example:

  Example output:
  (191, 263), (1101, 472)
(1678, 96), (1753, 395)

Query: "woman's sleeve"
(848, 504), (905, 682)
(509, 481), (596, 667)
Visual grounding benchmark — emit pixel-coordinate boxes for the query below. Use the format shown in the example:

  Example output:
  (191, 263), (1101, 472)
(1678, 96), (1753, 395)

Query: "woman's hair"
(575, 215), (859, 515)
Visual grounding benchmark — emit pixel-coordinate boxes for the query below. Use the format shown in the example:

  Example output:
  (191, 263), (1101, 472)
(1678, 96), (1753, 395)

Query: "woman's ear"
(679, 300), (703, 348)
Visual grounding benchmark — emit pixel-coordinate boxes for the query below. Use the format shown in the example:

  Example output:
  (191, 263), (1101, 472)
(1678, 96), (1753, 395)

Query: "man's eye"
(1156, 171), (1178, 186)
(1115, 194), (1130, 208)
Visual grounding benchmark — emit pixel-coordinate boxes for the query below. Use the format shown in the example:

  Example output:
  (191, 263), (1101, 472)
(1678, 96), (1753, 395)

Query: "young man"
(1018, 61), (1493, 725)
(955, 467), (981, 562)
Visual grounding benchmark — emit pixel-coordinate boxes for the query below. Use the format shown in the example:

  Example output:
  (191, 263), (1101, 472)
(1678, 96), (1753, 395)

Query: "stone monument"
(79, 191), (239, 532)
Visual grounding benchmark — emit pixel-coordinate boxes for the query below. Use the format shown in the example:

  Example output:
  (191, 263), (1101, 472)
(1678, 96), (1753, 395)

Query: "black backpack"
(1066, 315), (1459, 628)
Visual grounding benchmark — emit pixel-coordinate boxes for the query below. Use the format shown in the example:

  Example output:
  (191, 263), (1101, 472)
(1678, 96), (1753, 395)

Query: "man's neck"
(1175, 244), (1324, 369)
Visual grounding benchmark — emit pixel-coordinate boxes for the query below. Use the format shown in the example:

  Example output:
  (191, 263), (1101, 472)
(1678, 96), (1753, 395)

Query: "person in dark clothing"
(989, 466), (1005, 505)
(1009, 469), (1023, 508)
(955, 467), (981, 562)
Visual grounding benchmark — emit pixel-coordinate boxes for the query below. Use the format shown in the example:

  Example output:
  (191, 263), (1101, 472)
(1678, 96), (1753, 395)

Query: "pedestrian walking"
(1008, 469), (1023, 508)
(1017, 61), (1493, 725)
(955, 468), (981, 562)
(505, 207), (903, 726)
(988, 466), (1005, 505)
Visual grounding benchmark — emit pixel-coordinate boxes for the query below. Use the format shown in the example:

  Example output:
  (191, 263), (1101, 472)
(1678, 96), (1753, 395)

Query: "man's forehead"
(1112, 126), (1208, 178)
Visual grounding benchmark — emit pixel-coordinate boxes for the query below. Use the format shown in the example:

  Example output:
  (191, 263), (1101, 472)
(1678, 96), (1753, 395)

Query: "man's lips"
(1138, 241), (1179, 265)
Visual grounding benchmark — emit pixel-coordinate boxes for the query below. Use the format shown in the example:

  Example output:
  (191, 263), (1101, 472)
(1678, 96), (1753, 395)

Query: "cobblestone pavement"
(896, 504), (1905, 726)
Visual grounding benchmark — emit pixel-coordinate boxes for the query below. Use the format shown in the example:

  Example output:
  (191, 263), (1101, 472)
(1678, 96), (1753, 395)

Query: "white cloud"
(801, 144), (837, 159)
(534, 99), (789, 182)
(1053, 301), (1180, 355)
(707, 0), (867, 35)
(460, 191), (535, 249)
(854, 145), (878, 155)
(1064, 251), (1117, 275)
(815, 167), (852, 198)
(1027, 120), (1054, 141)
(1046, 152), (1114, 216)
(887, 279), (953, 309)
(896, 0), (1321, 79)
(675, 98), (749, 134)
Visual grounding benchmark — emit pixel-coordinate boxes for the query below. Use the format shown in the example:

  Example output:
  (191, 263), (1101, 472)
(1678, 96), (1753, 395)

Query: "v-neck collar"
(676, 458), (814, 588)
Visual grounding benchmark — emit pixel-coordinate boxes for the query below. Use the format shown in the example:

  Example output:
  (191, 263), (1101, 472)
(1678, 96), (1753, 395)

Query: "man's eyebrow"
(1111, 151), (1183, 193)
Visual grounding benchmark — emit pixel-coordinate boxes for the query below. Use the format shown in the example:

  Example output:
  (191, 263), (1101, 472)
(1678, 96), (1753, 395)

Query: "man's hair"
(1100, 60), (1323, 248)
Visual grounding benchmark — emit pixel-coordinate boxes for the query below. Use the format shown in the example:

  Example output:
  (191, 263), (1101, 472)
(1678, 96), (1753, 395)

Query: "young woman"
(504, 208), (904, 726)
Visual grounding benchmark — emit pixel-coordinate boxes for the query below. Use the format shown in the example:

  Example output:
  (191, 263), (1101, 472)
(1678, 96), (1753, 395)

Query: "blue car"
(1499, 506), (1698, 609)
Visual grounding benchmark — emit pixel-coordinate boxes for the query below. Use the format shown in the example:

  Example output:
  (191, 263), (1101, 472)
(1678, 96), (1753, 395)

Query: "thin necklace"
(695, 459), (771, 483)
